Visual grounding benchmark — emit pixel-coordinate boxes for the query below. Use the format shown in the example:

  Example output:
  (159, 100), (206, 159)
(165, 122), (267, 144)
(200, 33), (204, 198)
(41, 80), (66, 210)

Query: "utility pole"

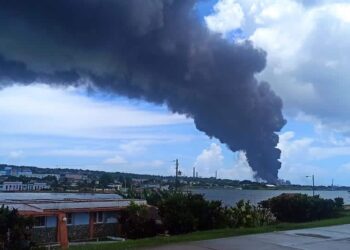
(175, 159), (179, 191)
(332, 179), (334, 191)
(306, 174), (315, 196)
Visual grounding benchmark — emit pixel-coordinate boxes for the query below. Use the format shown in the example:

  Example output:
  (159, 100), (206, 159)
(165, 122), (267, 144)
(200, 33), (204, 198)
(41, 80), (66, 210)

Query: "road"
(146, 224), (350, 249)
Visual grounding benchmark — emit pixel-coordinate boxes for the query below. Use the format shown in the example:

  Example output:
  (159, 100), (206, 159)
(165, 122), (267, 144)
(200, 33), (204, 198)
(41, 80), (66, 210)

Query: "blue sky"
(2, 0), (350, 185)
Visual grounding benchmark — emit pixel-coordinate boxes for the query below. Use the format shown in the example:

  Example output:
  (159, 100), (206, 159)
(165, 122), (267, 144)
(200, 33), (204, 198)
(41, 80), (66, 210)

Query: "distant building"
(0, 181), (50, 191)
(17, 169), (33, 177)
(32, 173), (60, 180)
(64, 174), (88, 182)
(160, 185), (169, 191)
(4, 166), (13, 176)
(0, 167), (59, 180)
(1, 198), (147, 247)
(132, 178), (148, 184)
(1, 181), (23, 191)
(107, 183), (122, 190)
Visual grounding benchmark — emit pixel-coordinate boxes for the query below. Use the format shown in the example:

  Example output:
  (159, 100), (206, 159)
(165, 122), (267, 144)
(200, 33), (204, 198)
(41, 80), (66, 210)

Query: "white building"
(1, 182), (23, 191)
(0, 182), (50, 191)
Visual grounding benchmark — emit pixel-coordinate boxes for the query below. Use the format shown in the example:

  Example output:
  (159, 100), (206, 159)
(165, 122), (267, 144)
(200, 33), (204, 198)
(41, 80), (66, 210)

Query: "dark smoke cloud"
(0, 0), (286, 182)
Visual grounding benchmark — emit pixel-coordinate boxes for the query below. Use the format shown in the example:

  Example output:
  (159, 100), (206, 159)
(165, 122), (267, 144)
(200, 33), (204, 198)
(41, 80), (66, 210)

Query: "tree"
(119, 202), (158, 239)
(158, 192), (228, 234)
(0, 206), (33, 249)
(99, 173), (114, 188)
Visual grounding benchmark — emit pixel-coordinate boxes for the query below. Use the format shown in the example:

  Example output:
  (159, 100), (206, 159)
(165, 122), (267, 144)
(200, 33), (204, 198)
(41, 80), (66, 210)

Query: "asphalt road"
(146, 224), (350, 249)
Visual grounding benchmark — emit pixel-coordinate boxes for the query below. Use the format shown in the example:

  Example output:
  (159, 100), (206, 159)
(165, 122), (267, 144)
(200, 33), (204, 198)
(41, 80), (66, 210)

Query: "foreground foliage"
(226, 200), (275, 227)
(0, 206), (33, 250)
(158, 192), (227, 234)
(70, 210), (350, 250)
(260, 193), (344, 222)
(115, 192), (345, 243)
(119, 202), (159, 239)
(122, 192), (275, 237)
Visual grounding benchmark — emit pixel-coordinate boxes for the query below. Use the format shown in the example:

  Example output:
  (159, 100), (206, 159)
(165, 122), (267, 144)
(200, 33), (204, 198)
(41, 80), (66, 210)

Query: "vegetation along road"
(70, 210), (350, 250)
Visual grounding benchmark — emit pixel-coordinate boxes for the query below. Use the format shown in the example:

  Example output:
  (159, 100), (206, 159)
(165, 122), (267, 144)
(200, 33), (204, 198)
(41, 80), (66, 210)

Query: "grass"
(70, 211), (350, 250)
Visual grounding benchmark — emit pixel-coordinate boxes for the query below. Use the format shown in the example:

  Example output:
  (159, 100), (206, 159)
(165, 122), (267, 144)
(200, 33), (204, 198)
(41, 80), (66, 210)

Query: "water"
(190, 188), (350, 206)
(0, 192), (121, 201)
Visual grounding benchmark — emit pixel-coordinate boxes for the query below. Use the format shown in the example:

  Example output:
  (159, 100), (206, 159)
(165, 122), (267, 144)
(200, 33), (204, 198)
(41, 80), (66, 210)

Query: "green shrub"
(119, 202), (158, 239)
(226, 200), (275, 228)
(334, 197), (344, 210)
(158, 193), (228, 234)
(0, 206), (33, 249)
(260, 193), (343, 222)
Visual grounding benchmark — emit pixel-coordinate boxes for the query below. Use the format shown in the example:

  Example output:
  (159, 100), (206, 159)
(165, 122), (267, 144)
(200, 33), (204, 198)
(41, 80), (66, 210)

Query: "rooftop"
(0, 198), (147, 214)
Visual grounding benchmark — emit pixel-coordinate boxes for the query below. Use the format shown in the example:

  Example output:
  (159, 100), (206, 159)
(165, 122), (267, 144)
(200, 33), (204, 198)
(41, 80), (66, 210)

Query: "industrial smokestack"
(0, 0), (286, 183)
(193, 167), (196, 178)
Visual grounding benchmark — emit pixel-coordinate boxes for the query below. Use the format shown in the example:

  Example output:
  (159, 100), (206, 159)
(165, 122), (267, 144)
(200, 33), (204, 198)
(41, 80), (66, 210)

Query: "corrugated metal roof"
(1, 203), (42, 212)
(32, 200), (146, 210)
(0, 198), (146, 212)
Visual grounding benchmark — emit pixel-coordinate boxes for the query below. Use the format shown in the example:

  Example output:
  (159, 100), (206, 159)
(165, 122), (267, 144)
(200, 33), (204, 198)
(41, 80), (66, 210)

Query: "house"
(1, 198), (147, 247)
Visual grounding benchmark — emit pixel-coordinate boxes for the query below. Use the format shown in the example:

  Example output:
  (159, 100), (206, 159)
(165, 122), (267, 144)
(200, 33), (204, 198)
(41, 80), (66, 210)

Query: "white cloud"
(219, 151), (255, 181)
(40, 149), (113, 157)
(277, 130), (350, 184)
(205, 0), (244, 35)
(8, 150), (24, 159)
(247, 0), (350, 130)
(118, 140), (161, 155)
(278, 131), (313, 161)
(0, 84), (191, 139)
(309, 146), (350, 160)
(206, 0), (350, 134)
(330, 3), (350, 23)
(192, 143), (255, 180)
(102, 158), (166, 173)
(103, 155), (127, 165)
(193, 143), (224, 177)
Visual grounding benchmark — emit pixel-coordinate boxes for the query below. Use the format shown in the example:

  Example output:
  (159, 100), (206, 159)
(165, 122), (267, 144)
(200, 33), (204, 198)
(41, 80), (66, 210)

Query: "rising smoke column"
(0, 0), (286, 183)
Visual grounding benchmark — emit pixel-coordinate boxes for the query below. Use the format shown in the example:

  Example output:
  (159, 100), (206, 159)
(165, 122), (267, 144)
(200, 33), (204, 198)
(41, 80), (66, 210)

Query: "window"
(95, 211), (104, 223)
(66, 213), (73, 225)
(34, 216), (46, 227)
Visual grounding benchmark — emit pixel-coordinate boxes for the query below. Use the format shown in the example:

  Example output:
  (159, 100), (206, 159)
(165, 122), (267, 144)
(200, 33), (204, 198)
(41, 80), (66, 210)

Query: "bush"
(260, 193), (343, 222)
(119, 202), (158, 239)
(226, 200), (275, 228)
(158, 193), (228, 234)
(0, 206), (33, 249)
(334, 197), (344, 210)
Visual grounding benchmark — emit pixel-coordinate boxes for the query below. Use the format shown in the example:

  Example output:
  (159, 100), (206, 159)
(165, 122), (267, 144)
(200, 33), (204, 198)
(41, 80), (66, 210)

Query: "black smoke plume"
(0, 0), (286, 182)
